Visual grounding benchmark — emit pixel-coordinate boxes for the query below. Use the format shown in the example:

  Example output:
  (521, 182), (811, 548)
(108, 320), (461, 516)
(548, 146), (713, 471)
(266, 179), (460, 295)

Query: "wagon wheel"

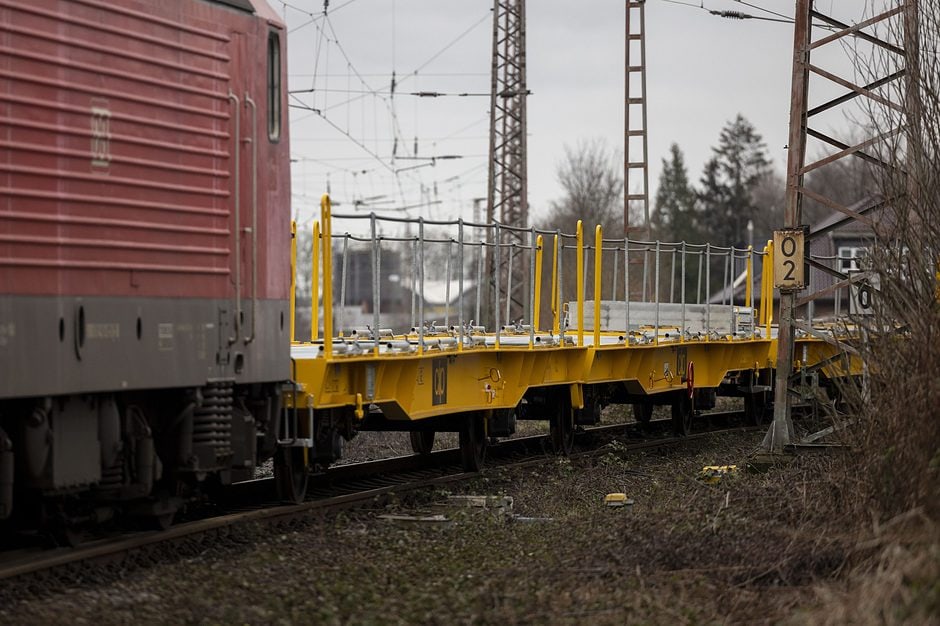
(744, 392), (768, 426)
(671, 394), (694, 436)
(274, 446), (309, 504)
(151, 512), (176, 531)
(148, 490), (177, 531)
(459, 414), (486, 472)
(53, 524), (85, 548)
(549, 398), (576, 456)
(409, 431), (435, 455)
(44, 504), (85, 548)
(632, 401), (653, 427)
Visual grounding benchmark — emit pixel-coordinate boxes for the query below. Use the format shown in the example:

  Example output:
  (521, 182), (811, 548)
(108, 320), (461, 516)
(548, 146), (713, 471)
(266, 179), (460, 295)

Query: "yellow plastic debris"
(699, 465), (738, 485)
(604, 493), (634, 507)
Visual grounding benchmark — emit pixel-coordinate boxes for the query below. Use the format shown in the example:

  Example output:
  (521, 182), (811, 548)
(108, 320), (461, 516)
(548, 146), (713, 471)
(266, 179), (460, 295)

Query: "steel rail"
(0, 412), (752, 583)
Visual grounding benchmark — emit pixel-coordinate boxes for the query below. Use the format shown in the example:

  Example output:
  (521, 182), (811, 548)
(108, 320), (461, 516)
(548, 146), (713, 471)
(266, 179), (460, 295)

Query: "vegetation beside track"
(4, 429), (934, 624)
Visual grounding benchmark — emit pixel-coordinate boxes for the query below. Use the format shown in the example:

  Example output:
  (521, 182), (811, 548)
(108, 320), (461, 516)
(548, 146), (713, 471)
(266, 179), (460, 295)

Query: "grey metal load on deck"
(570, 301), (755, 337)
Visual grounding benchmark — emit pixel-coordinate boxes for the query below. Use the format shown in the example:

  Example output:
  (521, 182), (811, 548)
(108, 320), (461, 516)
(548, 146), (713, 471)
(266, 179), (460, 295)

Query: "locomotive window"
(267, 32), (281, 142)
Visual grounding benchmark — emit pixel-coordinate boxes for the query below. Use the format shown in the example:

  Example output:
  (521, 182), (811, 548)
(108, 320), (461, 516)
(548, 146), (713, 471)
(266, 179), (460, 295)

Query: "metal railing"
(290, 195), (779, 355)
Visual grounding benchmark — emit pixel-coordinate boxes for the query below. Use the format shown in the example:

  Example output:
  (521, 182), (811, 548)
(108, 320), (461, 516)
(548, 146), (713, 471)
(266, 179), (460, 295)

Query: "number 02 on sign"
(773, 229), (805, 290)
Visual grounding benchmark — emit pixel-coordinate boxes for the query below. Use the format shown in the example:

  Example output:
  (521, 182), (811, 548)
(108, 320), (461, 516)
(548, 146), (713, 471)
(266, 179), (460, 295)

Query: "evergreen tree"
(653, 143), (700, 244)
(652, 144), (703, 302)
(698, 114), (771, 247)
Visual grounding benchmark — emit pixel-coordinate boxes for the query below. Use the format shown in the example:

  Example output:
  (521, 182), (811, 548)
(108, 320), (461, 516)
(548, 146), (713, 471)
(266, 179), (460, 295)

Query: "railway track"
(0, 411), (755, 586)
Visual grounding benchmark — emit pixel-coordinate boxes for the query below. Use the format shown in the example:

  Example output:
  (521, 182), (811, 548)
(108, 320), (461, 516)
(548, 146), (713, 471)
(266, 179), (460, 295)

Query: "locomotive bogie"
(0, 382), (281, 526)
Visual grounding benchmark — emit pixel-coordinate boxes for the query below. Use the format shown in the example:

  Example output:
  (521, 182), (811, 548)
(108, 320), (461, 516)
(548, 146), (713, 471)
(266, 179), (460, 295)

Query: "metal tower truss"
(624, 0), (650, 238)
(765, 0), (914, 452)
(486, 0), (530, 324)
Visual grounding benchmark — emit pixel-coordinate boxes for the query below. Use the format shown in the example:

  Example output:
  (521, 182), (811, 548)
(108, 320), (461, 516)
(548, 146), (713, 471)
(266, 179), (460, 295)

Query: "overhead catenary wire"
(283, 0), (358, 34)
(732, 0), (793, 22)
(656, 0), (838, 28)
(287, 3), (492, 224)
(293, 12), (419, 205)
(290, 96), (397, 174)
(290, 72), (489, 78)
(290, 88), (490, 98)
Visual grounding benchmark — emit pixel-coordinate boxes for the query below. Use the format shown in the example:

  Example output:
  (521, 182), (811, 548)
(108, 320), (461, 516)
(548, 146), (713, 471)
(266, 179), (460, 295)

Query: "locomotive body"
(0, 0), (291, 531)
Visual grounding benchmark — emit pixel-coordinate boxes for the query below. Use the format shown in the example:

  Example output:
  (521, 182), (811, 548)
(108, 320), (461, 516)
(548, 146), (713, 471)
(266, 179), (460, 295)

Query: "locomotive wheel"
(632, 401), (653, 427)
(671, 394), (694, 436)
(409, 431), (435, 455)
(549, 400), (575, 456)
(459, 415), (486, 472)
(274, 447), (309, 504)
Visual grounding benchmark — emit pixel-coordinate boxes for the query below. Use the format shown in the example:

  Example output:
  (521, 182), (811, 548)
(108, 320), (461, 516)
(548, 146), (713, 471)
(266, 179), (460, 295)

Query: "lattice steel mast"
(765, 0), (915, 452)
(625, 0), (650, 238)
(486, 0), (529, 324)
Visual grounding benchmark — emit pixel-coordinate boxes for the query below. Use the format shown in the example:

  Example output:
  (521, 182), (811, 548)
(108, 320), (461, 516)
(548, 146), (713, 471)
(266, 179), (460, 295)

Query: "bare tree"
(840, 2), (940, 520)
(533, 139), (624, 329)
(542, 138), (623, 235)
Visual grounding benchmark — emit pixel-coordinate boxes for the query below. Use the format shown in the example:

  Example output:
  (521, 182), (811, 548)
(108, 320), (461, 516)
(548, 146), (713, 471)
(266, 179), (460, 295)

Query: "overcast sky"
(282, 1), (865, 231)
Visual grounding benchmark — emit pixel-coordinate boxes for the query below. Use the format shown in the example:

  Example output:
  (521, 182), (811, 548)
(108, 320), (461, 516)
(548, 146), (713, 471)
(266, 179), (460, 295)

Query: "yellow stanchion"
(321, 195), (333, 355)
(593, 225), (603, 348)
(289, 220), (296, 342)
(534, 235), (544, 332)
(551, 234), (560, 336)
(311, 221), (320, 342)
(576, 221), (584, 347)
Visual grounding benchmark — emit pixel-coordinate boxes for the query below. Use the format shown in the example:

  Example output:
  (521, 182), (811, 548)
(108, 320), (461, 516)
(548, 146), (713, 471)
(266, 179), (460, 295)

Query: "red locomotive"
(0, 0), (291, 538)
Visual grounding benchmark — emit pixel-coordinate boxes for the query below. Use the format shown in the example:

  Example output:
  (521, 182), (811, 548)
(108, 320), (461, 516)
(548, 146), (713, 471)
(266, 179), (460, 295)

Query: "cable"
(656, 0), (791, 23)
(290, 72), (489, 78)
(287, 5), (493, 221)
(322, 14), (416, 165)
(656, 0), (838, 29)
(289, 96), (396, 174)
(708, 9), (791, 24)
(733, 0), (792, 22)
(658, 0), (703, 8)
(396, 12), (490, 88)
(284, 0), (358, 34)
(291, 135), (488, 143)
(289, 88), (489, 98)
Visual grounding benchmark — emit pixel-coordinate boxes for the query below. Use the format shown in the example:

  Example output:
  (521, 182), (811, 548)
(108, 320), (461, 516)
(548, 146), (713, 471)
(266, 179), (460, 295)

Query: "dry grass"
(793, 515), (940, 625)
(804, 5), (940, 620)
(0, 432), (861, 625)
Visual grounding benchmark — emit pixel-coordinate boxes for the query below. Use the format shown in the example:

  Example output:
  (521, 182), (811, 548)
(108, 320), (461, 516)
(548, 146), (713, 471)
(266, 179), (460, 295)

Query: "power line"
(395, 12), (491, 89)
(657, 0), (703, 8)
(284, 0), (358, 34)
(286, 4), (493, 219)
(707, 9), (791, 24)
(657, 0), (838, 28)
(292, 135), (488, 143)
(290, 88), (489, 97)
(289, 97), (397, 174)
(656, 0), (791, 23)
(733, 0), (793, 22)
(290, 72), (489, 78)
